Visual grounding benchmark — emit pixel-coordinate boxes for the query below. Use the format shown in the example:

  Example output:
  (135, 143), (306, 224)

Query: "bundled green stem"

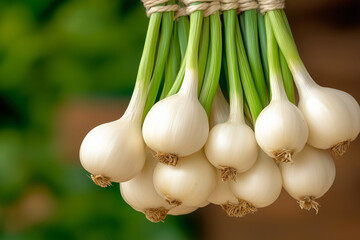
(143, 7), (174, 119)
(160, 22), (181, 99)
(242, 10), (268, 106)
(257, 12), (270, 89)
(124, 12), (162, 123)
(199, 12), (222, 115)
(265, 14), (287, 101)
(198, 17), (210, 93)
(280, 51), (295, 103)
(224, 9), (244, 122)
(267, 10), (303, 69)
(234, 18), (263, 122)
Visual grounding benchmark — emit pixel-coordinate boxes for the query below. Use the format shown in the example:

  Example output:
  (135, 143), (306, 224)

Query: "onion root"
(331, 140), (351, 157)
(155, 152), (178, 166)
(221, 202), (242, 217)
(220, 166), (237, 182)
(91, 174), (111, 188)
(221, 199), (257, 217)
(297, 196), (320, 214)
(273, 149), (293, 163)
(143, 207), (169, 222)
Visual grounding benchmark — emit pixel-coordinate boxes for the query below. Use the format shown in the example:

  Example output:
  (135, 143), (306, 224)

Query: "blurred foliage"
(0, 0), (196, 239)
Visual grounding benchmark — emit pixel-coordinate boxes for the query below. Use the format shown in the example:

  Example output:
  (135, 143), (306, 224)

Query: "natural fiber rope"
(237, 0), (258, 13)
(257, 0), (285, 14)
(174, 0), (221, 19)
(220, 0), (238, 12)
(142, 0), (179, 17)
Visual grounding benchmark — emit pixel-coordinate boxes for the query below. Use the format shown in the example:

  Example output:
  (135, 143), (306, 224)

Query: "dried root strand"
(155, 152), (178, 166)
(221, 202), (243, 217)
(221, 200), (257, 217)
(297, 196), (320, 214)
(143, 207), (169, 223)
(331, 140), (351, 157)
(273, 149), (293, 163)
(220, 166), (237, 182)
(237, 199), (258, 217)
(165, 195), (181, 207)
(91, 174), (112, 188)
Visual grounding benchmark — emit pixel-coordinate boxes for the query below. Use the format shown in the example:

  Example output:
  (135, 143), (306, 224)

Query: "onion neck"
(124, 13), (162, 125)
(265, 14), (288, 102)
(178, 10), (203, 98)
(224, 10), (245, 123)
(267, 10), (318, 97)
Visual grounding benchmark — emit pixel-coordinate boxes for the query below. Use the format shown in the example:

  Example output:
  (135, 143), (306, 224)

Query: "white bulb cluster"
(78, 4), (360, 223)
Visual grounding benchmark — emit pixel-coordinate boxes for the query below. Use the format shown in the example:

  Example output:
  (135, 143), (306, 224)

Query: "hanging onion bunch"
(79, 0), (359, 222)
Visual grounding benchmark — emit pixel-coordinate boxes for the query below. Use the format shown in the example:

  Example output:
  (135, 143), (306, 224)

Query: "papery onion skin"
(230, 151), (282, 208)
(255, 100), (308, 161)
(80, 118), (145, 184)
(153, 150), (217, 207)
(280, 145), (336, 202)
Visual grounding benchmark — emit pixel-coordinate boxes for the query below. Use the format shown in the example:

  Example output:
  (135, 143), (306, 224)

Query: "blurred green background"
(0, 0), (198, 239)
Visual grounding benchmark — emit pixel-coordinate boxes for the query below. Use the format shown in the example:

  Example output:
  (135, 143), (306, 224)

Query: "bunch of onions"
(79, 0), (359, 222)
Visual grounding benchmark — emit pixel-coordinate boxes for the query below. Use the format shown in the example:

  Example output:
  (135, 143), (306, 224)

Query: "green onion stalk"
(258, 10), (295, 104)
(143, 2), (174, 119)
(199, 10), (222, 115)
(160, 21), (181, 99)
(126, 10), (162, 124)
(168, 6), (211, 97)
(257, 12), (270, 89)
(240, 4), (269, 107)
(234, 15), (263, 123)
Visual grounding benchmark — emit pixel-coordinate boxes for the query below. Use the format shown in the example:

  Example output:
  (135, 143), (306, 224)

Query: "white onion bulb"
(293, 67), (360, 155)
(153, 150), (216, 207)
(205, 122), (258, 181)
(120, 149), (170, 222)
(255, 99), (308, 163)
(80, 117), (145, 187)
(229, 151), (282, 216)
(280, 145), (336, 213)
(142, 69), (209, 165)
